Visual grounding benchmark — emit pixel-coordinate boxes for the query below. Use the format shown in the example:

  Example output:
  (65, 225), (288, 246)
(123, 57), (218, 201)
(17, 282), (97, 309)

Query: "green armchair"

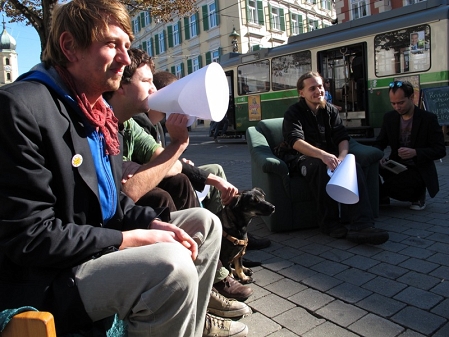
(246, 118), (383, 232)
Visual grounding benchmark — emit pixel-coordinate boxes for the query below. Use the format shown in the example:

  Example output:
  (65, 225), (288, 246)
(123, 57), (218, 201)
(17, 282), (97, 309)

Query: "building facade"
(335, 0), (427, 24)
(130, 0), (336, 75)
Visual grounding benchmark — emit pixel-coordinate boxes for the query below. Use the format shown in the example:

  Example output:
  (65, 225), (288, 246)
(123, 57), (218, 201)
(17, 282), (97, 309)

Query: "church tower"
(0, 19), (18, 86)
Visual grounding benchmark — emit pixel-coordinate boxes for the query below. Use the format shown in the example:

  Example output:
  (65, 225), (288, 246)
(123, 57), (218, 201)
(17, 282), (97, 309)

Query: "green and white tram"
(219, 0), (449, 140)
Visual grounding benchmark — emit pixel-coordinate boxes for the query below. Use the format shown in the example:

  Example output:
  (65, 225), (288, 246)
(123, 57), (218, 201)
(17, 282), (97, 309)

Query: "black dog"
(217, 187), (275, 283)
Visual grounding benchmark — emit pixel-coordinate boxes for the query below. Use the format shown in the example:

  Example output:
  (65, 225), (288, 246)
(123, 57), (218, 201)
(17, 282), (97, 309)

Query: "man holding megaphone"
(280, 71), (389, 245)
(103, 48), (250, 337)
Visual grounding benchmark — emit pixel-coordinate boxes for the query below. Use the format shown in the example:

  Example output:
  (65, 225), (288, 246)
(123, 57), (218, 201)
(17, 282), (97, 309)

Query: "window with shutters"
(248, 0), (258, 24)
(271, 7), (281, 30)
(208, 2), (217, 28)
(158, 31), (166, 53)
(173, 24), (180, 46)
(190, 15), (198, 37)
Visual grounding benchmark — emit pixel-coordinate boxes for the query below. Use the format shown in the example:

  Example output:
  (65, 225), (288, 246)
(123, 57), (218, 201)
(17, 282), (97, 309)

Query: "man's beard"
(318, 99), (327, 109)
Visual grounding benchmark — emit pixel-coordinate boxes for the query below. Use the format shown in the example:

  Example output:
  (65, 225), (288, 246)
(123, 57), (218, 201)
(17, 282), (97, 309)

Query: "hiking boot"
(203, 313), (248, 337)
(346, 227), (389, 245)
(208, 289), (252, 318)
(213, 275), (253, 301)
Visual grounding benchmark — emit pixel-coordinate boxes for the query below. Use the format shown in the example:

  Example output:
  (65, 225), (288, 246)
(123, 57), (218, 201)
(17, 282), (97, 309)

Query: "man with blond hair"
(0, 1), (223, 336)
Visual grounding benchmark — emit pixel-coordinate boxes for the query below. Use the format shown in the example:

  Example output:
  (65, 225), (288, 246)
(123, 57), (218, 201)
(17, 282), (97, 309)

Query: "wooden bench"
(1, 311), (56, 337)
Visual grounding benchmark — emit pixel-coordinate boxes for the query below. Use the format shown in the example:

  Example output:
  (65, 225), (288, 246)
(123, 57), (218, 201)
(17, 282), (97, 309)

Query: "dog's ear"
(253, 187), (266, 197)
(232, 193), (243, 208)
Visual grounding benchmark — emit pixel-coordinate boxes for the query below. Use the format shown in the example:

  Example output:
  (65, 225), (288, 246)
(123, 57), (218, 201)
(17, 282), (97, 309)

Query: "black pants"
(379, 165), (425, 202)
(298, 157), (374, 233)
(137, 173), (200, 212)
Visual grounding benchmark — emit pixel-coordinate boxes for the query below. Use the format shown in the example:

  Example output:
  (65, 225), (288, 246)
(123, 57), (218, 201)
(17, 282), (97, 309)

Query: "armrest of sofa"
(246, 127), (291, 194)
(349, 138), (383, 167)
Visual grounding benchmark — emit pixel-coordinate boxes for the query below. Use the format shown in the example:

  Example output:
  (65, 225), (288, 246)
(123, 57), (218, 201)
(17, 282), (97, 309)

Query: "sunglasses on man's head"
(389, 81), (403, 88)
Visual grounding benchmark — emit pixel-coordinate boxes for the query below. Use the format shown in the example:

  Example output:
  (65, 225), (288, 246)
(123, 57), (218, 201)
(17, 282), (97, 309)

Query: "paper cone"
(326, 154), (359, 204)
(147, 62), (229, 126)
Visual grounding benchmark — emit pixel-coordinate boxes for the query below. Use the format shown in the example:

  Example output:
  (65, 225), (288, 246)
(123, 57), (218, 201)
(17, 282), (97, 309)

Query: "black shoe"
(346, 227), (389, 245)
(329, 226), (348, 238)
(247, 233), (271, 250)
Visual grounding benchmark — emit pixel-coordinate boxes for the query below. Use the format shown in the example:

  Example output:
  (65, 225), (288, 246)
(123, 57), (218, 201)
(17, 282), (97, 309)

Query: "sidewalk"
(184, 126), (449, 337)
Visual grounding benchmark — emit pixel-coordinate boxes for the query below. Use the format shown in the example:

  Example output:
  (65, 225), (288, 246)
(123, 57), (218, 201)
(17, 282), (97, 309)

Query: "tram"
(219, 0), (449, 140)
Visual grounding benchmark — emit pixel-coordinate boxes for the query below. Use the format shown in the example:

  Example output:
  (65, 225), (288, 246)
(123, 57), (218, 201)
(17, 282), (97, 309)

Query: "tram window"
(272, 51), (312, 91)
(375, 24), (430, 77)
(237, 59), (270, 95)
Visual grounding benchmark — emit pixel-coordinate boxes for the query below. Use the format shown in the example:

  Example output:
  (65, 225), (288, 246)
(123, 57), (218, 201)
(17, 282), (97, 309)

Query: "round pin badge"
(72, 154), (83, 167)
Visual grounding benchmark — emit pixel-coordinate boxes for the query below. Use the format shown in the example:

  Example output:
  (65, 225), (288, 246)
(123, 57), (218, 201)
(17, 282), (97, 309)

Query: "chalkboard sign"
(420, 86), (449, 125)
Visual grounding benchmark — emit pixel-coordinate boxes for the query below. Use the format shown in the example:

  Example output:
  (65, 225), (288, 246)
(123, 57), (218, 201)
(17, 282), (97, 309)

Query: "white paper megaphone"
(147, 62), (229, 127)
(326, 154), (359, 204)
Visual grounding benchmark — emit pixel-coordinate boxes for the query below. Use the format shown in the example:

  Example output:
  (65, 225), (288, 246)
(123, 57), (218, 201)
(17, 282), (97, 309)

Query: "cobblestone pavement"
(183, 126), (449, 337)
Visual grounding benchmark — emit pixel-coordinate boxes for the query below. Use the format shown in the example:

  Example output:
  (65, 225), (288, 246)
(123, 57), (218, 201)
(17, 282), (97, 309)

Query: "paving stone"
(303, 321), (359, 337)
(246, 283), (272, 304)
(430, 265), (449, 279)
(393, 286), (443, 310)
(334, 267), (376, 286)
(261, 256), (296, 272)
(369, 262), (409, 279)
(397, 329), (426, 337)
(266, 328), (298, 337)
(397, 271), (440, 290)
(342, 255), (380, 271)
(392, 306), (447, 335)
(431, 297), (449, 318)
(427, 252), (449, 267)
(398, 246), (435, 259)
(319, 248), (354, 263)
(398, 257), (439, 274)
(289, 288), (334, 311)
(252, 268), (286, 287)
(327, 282), (372, 303)
(278, 264), (318, 282)
(264, 278), (307, 298)
(271, 246), (304, 260)
(356, 293), (406, 317)
(431, 280), (449, 297)
(371, 250), (409, 265)
(348, 313), (404, 337)
(400, 236), (434, 248)
(310, 260), (349, 276)
(302, 272), (343, 292)
(362, 276), (407, 297)
(290, 252), (325, 267)
(299, 242), (333, 256)
(432, 321), (449, 337)
(273, 307), (325, 336)
(240, 312), (281, 337)
(316, 299), (367, 327)
(427, 242), (449, 255)
(249, 293), (296, 318)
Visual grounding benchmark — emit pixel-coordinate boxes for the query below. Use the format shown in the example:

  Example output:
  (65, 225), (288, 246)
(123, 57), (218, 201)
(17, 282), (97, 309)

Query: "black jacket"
(0, 66), (162, 334)
(283, 99), (350, 154)
(375, 106), (446, 197)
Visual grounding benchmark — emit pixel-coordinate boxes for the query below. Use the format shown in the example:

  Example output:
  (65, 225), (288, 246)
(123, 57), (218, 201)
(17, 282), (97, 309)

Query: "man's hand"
(398, 147), (416, 160)
(321, 152), (340, 171)
(165, 113), (189, 148)
(216, 179), (238, 205)
(120, 219), (198, 260)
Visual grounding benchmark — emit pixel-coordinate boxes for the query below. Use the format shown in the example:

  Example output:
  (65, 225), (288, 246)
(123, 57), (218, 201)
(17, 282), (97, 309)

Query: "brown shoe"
(213, 275), (253, 301)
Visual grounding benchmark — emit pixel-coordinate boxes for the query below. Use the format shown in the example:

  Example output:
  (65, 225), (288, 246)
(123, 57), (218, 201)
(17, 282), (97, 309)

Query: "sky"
(4, 20), (42, 75)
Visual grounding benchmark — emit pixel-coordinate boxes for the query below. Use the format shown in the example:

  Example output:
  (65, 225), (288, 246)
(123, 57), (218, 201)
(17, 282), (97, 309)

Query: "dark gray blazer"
(375, 106), (446, 197)
(0, 74), (163, 334)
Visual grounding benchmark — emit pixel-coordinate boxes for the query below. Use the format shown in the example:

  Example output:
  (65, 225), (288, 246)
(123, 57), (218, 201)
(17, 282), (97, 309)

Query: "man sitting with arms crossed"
(103, 48), (250, 337)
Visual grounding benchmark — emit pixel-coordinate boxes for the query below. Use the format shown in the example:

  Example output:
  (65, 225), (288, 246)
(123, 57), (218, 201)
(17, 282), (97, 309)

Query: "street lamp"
(229, 26), (240, 52)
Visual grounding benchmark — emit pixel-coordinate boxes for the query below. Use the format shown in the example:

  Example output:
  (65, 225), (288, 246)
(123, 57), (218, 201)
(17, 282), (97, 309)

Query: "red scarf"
(55, 66), (120, 155)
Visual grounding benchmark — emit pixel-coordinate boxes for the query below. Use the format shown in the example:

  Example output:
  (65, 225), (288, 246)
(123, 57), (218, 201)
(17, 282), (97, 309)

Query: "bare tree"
(0, 0), (197, 58)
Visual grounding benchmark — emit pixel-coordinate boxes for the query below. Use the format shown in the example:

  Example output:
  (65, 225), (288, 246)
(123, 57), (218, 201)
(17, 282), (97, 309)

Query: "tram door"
(225, 70), (236, 132)
(318, 43), (369, 127)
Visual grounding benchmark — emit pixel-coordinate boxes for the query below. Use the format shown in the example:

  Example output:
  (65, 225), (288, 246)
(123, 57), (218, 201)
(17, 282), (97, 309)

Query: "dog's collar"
(222, 230), (248, 246)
